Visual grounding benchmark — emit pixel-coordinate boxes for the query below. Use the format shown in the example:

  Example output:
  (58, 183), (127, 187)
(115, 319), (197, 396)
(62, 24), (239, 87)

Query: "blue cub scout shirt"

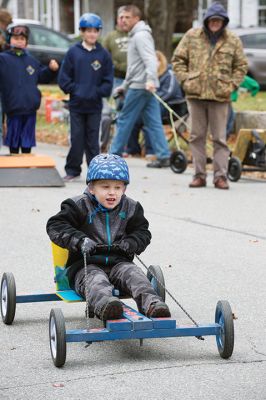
(0, 49), (56, 116)
(58, 42), (114, 114)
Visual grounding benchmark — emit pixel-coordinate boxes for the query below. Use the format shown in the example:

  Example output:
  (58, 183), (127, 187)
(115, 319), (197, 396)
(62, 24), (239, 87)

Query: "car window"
(28, 26), (70, 49)
(240, 33), (266, 49)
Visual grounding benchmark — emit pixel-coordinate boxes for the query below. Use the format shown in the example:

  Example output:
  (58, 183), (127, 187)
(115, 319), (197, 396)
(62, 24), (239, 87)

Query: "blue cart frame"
(1, 271), (235, 368)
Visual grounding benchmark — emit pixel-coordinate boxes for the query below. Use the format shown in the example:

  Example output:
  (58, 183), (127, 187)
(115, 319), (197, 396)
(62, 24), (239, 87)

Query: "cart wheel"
(49, 308), (66, 367)
(147, 265), (166, 302)
(170, 150), (187, 173)
(228, 156), (242, 182)
(1, 272), (16, 325)
(215, 300), (234, 359)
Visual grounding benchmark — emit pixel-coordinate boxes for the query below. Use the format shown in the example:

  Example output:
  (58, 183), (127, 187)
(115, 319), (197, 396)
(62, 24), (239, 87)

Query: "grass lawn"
(233, 90), (266, 112)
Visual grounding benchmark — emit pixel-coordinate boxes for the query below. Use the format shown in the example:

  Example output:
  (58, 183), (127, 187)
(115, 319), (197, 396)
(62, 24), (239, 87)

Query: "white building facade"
(6, 0), (266, 34)
(197, 0), (266, 28)
(6, 0), (114, 36)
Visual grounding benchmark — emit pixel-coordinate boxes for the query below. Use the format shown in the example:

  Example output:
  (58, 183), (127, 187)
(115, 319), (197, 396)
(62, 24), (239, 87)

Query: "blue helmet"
(79, 13), (103, 30)
(87, 154), (130, 184)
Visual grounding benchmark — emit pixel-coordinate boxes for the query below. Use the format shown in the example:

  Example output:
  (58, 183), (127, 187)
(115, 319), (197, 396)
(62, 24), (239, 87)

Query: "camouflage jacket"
(172, 28), (248, 102)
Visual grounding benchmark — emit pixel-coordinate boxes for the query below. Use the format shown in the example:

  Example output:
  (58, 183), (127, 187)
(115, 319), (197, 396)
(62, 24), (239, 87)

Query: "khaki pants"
(188, 99), (230, 182)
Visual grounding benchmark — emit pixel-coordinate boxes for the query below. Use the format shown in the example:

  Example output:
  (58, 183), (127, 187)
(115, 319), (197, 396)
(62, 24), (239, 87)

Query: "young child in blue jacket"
(47, 154), (171, 321)
(0, 24), (59, 154)
(58, 13), (113, 182)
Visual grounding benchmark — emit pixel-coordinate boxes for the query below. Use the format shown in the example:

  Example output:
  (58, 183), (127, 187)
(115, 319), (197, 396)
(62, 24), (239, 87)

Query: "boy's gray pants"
(74, 262), (162, 315)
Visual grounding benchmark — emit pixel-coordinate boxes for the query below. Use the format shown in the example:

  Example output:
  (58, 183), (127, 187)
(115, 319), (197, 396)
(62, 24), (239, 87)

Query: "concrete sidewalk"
(0, 142), (265, 400)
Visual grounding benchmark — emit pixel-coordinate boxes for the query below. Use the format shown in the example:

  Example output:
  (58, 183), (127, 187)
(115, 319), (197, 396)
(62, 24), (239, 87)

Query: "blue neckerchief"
(86, 194), (109, 223)
(84, 190), (125, 223)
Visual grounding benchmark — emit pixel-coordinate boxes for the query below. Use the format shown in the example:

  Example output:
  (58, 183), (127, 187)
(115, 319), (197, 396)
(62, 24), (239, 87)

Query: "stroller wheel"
(228, 156), (242, 182)
(170, 150), (187, 173)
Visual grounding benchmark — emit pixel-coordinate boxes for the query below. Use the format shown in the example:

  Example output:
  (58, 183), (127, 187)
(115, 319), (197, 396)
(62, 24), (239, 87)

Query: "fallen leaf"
(52, 383), (64, 388)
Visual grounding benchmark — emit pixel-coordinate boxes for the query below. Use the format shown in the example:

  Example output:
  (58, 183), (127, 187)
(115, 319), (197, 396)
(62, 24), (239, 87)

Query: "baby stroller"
(107, 92), (190, 167)
(153, 93), (190, 173)
(228, 129), (266, 181)
(100, 99), (118, 152)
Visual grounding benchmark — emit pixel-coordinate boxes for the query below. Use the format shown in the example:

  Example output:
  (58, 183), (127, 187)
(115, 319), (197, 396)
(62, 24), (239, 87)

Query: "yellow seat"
(51, 242), (83, 302)
(51, 242), (70, 291)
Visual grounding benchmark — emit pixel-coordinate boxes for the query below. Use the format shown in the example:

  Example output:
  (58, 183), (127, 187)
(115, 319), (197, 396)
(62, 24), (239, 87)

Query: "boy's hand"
(49, 59), (59, 71)
(80, 237), (97, 255)
(113, 240), (137, 257)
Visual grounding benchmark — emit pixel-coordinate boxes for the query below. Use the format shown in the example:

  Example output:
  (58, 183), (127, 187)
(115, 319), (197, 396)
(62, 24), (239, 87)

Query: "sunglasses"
(10, 26), (29, 36)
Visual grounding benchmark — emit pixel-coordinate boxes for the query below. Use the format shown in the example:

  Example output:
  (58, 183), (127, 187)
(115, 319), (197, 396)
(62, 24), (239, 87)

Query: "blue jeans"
(226, 103), (235, 139)
(127, 117), (154, 155)
(110, 89), (170, 160)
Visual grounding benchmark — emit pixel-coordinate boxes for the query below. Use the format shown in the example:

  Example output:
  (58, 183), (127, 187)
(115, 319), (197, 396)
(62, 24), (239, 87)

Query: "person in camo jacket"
(172, 2), (248, 190)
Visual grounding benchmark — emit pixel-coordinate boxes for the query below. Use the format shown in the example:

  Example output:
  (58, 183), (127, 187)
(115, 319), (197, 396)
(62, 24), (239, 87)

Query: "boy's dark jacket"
(0, 49), (56, 116)
(46, 189), (151, 284)
(58, 42), (113, 113)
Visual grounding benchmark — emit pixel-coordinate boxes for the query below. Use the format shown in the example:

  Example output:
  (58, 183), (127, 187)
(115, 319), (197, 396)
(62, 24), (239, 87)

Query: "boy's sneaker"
(63, 175), (80, 182)
(96, 297), (123, 321)
(146, 302), (171, 318)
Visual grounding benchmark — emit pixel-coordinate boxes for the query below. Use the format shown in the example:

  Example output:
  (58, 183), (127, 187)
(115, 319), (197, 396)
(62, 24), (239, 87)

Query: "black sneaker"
(96, 297), (123, 321)
(146, 158), (170, 168)
(146, 302), (171, 318)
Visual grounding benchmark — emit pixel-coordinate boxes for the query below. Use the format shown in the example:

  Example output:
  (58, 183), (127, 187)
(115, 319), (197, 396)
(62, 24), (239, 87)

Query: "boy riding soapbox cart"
(1, 243), (235, 367)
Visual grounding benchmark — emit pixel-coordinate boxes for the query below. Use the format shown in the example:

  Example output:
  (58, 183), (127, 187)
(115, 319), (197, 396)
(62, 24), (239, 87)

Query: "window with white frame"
(198, 0), (212, 24)
(258, 0), (266, 26)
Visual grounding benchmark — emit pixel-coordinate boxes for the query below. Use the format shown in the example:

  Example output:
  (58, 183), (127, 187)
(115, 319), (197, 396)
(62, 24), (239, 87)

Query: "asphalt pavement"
(0, 142), (265, 400)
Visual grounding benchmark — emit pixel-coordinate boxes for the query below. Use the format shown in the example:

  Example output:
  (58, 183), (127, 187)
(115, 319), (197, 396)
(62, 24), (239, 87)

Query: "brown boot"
(189, 177), (206, 188)
(214, 177), (229, 190)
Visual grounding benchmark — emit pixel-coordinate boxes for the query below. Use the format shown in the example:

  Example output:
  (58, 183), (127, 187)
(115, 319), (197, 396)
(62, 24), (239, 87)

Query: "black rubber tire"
(147, 265), (166, 302)
(228, 156), (242, 182)
(1, 272), (16, 325)
(170, 150), (187, 173)
(49, 308), (66, 367)
(215, 300), (234, 359)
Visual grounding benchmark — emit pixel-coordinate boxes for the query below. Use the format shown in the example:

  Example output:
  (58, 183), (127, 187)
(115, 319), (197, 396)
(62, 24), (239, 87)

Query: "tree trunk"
(1, 0), (10, 8)
(146, 0), (177, 61)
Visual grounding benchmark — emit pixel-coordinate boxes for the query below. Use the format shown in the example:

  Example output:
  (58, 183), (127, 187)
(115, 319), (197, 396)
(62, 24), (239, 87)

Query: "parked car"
(233, 28), (266, 88)
(12, 19), (73, 66)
